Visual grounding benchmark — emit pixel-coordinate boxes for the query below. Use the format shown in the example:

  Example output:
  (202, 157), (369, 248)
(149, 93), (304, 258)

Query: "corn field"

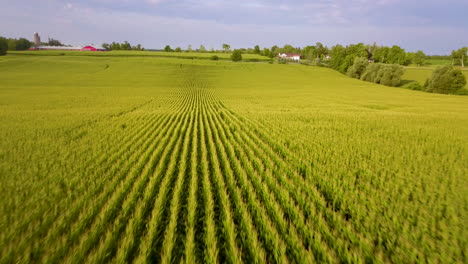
(0, 56), (466, 263)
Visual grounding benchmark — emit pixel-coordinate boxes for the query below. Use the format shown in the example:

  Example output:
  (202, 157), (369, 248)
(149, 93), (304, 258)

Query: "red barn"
(81, 46), (97, 51)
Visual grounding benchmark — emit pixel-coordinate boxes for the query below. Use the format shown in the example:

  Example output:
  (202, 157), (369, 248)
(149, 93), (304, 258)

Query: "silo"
(33, 32), (41, 47)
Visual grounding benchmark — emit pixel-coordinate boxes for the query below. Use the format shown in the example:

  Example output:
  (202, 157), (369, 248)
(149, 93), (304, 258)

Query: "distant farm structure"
(29, 32), (106, 51)
(278, 53), (301, 62)
(33, 32), (41, 47)
(29, 45), (106, 51)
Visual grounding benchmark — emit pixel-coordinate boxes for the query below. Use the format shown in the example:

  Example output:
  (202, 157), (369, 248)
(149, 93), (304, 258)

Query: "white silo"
(33, 32), (41, 47)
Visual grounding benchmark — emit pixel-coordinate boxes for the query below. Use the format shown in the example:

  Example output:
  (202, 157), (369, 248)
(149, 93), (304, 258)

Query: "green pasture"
(425, 59), (452, 66)
(0, 55), (466, 263)
(403, 66), (468, 87)
(7, 50), (270, 61)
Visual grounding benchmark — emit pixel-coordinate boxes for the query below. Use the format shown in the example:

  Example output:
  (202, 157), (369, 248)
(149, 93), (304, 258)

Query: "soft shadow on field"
(399, 79), (416, 86)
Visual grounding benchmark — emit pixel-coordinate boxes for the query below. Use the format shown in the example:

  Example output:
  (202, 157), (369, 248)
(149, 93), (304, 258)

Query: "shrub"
(360, 64), (382, 83)
(347, 57), (369, 79)
(454, 89), (468, 95)
(210, 55), (219, 61)
(360, 63), (404, 87)
(231, 49), (242, 62)
(0, 37), (8, 56)
(404, 82), (422, 91)
(424, 65), (466, 94)
(380, 64), (404, 87)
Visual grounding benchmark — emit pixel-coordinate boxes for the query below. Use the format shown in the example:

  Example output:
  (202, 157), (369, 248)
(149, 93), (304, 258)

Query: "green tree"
(47, 38), (64, 46)
(199, 45), (206, 52)
(282, 44), (296, 53)
(16, 38), (32, 50)
(334, 43), (368, 72)
(302, 45), (316, 64)
(412, 50), (426, 66)
(121, 41), (131, 50)
(347, 43), (368, 58)
(361, 63), (404, 87)
(222, 43), (230, 53)
(271, 45), (279, 56)
(7, 39), (16, 50)
(387, 45), (406, 65)
(315, 42), (327, 59)
(231, 49), (242, 62)
(380, 64), (404, 86)
(187, 44), (193, 52)
(110, 42), (121, 50)
(361, 63), (383, 83)
(329, 44), (346, 71)
(368, 42), (379, 59)
(373, 46), (390, 63)
(254, 45), (261, 54)
(424, 65), (466, 94)
(175, 47), (182, 52)
(347, 57), (369, 79)
(134, 44), (143, 51)
(102, 43), (110, 50)
(261, 48), (271, 57)
(164, 45), (173, 52)
(0, 37), (8, 55)
(451, 47), (467, 68)
(339, 55), (356, 73)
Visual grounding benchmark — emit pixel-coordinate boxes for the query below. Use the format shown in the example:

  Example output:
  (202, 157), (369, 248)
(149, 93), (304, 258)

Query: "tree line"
(101, 41), (144, 51)
(1, 35), (466, 94)
(0, 37), (33, 54)
(0, 35), (74, 55)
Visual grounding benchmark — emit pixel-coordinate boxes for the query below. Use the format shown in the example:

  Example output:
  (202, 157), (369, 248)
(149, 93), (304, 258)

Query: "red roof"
(81, 46), (97, 51)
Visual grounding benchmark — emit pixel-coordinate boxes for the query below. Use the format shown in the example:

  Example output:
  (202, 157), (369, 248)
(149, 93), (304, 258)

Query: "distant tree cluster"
(0, 36), (33, 53)
(163, 44), (209, 53)
(451, 47), (467, 68)
(345, 57), (404, 87)
(231, 49), (242, 62)
(423, 66), (466, 94)
(46, 38), (64, 46)
(102, 41), (144, 51)
(0, 37), (8, 55)
(329, 43), (368, 72)
(360, 63), (405, 87)
(159, 43), (282, 59)
(10, 38), (33, 50)
(222, 44), (230, 53)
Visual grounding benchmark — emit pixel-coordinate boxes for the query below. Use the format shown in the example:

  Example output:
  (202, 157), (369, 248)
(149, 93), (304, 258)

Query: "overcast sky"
(1, 0), (467, 54)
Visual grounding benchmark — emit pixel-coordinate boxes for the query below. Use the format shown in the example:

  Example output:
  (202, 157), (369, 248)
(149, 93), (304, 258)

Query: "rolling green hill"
(7, 50), (270, 61)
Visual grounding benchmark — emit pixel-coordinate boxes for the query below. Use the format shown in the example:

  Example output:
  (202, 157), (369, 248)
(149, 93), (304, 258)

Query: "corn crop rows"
(0, 62), (466, 263)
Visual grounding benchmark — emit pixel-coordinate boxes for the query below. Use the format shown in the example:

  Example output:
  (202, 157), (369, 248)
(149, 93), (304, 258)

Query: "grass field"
(7, 50), (271, 62)
(403, 66), (468, 88)
(425, 59), (452, 66)
(0, 55), (467, 263)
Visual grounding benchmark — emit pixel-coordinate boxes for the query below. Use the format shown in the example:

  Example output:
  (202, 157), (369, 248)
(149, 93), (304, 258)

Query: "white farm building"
(278, 53), (301, 62)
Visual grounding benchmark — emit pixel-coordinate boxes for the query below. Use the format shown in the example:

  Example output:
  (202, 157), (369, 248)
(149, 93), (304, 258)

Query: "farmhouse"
(278, 53), (301, 62)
